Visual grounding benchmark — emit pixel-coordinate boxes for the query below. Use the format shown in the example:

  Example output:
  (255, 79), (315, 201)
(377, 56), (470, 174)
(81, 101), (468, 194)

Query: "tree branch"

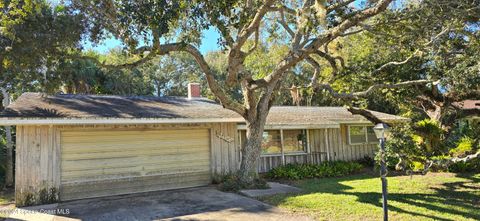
(316, 79), (437, 100)
(326, 0), (356, 13)
(77, 43), (246, 116)
(254, 0), (394, 91)
(373, 27), (450, 73)
(347, 106), (386, 124)
(305, 0), (393, 51)
(305, 56), (321, 88)
(226, 0), (276, 86)
(278, 8), (295, 37)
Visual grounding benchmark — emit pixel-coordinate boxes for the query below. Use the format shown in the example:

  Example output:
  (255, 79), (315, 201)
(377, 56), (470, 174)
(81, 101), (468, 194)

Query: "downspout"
(1, 87), (13, 187)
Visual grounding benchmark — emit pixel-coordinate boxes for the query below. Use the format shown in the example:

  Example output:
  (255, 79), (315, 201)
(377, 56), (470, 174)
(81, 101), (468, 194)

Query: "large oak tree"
(71, 0), (464, 183)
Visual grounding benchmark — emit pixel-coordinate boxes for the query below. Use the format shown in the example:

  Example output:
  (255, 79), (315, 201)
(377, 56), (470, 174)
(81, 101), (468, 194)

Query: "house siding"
(15, 122), (377, 206)
(256, 126), (378, 173)
(15, 122), (239, 206)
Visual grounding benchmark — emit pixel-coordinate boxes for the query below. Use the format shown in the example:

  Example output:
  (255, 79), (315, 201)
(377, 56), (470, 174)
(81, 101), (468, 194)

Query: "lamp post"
(373, 123), (391, 221)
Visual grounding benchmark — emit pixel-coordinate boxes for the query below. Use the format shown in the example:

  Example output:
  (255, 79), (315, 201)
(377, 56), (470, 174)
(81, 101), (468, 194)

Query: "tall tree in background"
(0, 0), (85, 187)
(1, 0), (85, 94)
(72, 0), (455, 184)
(328, 0), (480, 128)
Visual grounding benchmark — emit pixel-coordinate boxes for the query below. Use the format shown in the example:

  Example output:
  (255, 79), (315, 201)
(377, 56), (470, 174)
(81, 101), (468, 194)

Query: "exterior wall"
(15, 122), (239, 206)
(15, 125), (61, 207)
(15, 121), (377, 205)
(338, 125), (377, 161)
(256, 125), (378, 173)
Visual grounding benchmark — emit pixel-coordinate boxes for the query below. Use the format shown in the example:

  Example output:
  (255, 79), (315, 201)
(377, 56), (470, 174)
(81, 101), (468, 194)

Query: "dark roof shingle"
(0, 93), (407, 125)
(0, 93), (240, 119)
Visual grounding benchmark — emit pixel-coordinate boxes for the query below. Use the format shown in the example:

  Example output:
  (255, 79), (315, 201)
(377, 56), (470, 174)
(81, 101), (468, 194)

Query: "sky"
(67, 0), (402, 54)
(46, 0), (221, 54)
(83, 28), (222, 54)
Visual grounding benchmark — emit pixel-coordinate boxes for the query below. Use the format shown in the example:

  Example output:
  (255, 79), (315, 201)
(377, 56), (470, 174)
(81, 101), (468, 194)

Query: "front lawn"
(260, 172), (480, 221)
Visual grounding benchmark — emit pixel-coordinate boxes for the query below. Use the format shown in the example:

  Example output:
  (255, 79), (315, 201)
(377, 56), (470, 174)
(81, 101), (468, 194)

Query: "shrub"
(215, 173), (269, 192)
(410, 161), (425, 172)
(448, 157), (480, 173)
(414, 119), (445, 155)
(357, 155), (375, 167)
(449, 137), (474, 157)
(383, 123), (423, 170)
(266, 161), (363, 180)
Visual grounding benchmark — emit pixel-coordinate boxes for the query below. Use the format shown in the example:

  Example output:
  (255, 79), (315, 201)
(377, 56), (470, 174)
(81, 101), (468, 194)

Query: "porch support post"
(280, 129), (285, 165)
(324, 129), (331, 161)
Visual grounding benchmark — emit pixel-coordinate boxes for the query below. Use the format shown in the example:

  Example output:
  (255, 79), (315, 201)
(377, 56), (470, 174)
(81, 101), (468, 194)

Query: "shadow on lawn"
(268, 173), (480, 221)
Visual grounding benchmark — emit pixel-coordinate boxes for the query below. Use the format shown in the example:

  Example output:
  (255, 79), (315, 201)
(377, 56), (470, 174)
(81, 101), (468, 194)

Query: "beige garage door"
(60, 129), (211, 201)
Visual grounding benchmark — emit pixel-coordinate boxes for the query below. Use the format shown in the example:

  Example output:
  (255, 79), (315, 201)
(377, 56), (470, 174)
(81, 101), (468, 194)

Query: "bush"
(214, 173), (269, 192)
(410, 161), (425, 172)
(383, 123), (423, 170)
(448, 158), (480, 173)
(357, 155), (375, 167)
(449, 137), (474, 157)
(424, 154), (480, 173)
(414, 119), (445, 155)
(266, 161), (363, 180)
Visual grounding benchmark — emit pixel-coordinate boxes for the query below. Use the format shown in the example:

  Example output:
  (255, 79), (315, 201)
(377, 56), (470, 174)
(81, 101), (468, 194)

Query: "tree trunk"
(1, 88), (13, 187)
(238, 118), (267, 184)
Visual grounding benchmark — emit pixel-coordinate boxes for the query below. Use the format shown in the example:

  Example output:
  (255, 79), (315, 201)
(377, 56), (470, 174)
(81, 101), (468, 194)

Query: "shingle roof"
(0, 93), (407, 125)
(0, 93), (241, 119)
(267, 106), (406, 125)
(453, 100), (480, 110)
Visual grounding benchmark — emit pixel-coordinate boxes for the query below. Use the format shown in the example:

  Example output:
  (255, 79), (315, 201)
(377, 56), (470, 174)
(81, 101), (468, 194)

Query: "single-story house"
(453, 100), (480, 127)
(0, 84), (407, 206)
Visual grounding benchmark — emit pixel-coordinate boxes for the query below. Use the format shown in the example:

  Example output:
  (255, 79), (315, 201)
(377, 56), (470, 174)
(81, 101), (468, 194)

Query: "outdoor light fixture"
(373, 123), (391, 221)
(373, 123), (391, 140)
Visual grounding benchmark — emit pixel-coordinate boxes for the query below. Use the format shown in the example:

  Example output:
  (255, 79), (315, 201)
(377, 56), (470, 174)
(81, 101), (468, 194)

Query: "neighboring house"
(453, 100), (480, 127)
(0, 84), (407, 206)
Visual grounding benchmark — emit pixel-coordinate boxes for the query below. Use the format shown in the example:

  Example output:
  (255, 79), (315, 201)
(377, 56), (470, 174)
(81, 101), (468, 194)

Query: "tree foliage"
(0, 0), (85, 93)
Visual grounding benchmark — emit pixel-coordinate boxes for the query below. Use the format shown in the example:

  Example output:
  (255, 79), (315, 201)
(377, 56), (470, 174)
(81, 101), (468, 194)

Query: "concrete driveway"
(7, 187), (312, 221)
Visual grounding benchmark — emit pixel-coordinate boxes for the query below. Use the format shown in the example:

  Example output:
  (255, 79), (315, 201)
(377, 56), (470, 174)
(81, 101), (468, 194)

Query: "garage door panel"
(60, 171), (211, 201)
(62, 130), (209, 142)
(61, 146), (209, 160)
(61, 166), (212, 184)
(62, 143), (209, 154)
(62, 154), (210, 172)
(61, 160), (211, 181)
(62, 147), (209, 163)
(60, 129), (211, 201)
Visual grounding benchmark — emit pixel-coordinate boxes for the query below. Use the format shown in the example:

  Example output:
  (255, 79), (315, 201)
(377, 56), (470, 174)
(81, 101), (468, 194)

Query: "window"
(349, 126), (367, 144)
(283, 130), (307, 153)
(239, 129), (308, 155)
(348, 125), (378, 144)
(261, 130), (282, 154)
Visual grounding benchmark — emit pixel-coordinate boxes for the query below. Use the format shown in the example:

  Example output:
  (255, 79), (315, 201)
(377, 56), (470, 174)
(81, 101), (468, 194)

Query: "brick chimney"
(187, 83), (201, 99)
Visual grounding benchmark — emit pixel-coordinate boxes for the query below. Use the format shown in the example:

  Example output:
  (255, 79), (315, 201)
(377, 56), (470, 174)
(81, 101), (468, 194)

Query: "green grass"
(260, 172), (480, 221)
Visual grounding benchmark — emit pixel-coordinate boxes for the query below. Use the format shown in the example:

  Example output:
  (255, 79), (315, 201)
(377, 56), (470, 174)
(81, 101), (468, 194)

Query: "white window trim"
(347, 125), (379, 145)
(239, 129), (309, 158)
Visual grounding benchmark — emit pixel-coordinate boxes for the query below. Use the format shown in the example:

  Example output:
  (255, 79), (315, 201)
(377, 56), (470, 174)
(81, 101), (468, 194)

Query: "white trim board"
(237, 123), (340, 130)
(0, 117), (245, 126)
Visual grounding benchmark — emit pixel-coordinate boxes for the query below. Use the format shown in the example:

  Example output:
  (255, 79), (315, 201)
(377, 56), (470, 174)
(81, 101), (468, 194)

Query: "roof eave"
(237, 123), (340, 130)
